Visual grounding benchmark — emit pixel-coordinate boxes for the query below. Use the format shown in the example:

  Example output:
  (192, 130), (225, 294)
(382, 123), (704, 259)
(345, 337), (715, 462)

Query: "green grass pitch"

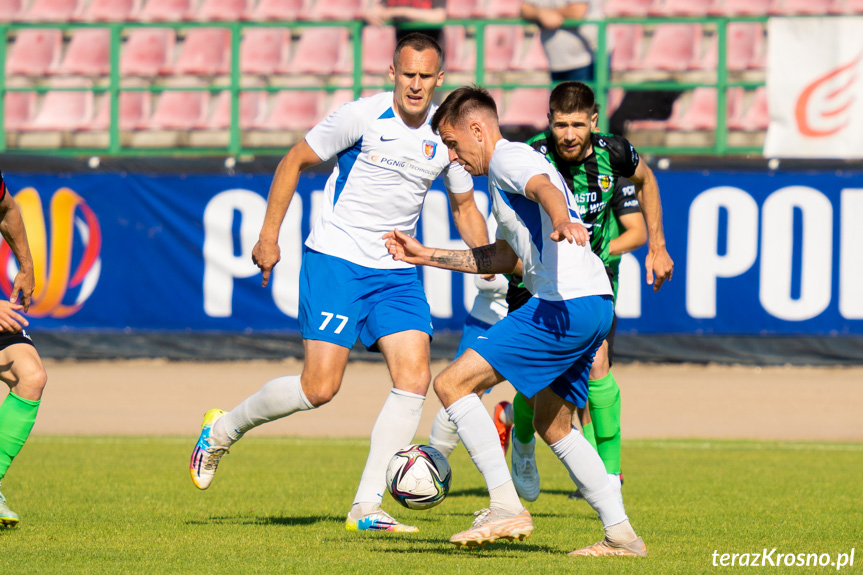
(1, 436), (861, 574)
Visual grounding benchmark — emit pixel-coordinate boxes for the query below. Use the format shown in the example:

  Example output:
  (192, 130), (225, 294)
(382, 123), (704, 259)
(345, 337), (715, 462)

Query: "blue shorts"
(470, 295), (613, 408)
(298, 248), (433, 351)
(455, 314), (494, 359)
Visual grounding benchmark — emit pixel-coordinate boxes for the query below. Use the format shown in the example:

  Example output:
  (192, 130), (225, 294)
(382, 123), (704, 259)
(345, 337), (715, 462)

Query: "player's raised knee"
(12, 355), (47, 401)
(432, 372), (457, 407)
(299, 374), (341, 407)
(390, 366), (431, 397)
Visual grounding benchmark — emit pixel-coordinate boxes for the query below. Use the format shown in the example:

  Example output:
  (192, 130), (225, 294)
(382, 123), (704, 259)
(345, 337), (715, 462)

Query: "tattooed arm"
(384, 229), (519, 274)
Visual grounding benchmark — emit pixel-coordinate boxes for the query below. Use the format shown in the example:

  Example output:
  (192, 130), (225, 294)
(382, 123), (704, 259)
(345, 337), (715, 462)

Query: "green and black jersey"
(506, 132), (642, 311)
(526, 130), (641, 264)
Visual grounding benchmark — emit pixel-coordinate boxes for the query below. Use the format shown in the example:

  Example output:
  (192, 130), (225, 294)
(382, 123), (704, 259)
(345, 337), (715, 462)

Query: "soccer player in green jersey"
(507, 81), (673, 505)
(0, 170), (48, 528)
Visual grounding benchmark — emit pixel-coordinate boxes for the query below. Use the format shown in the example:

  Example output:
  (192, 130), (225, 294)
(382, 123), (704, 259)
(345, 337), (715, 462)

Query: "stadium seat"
(728, 22), (764, 70)
(829, 0), (863, 13)
(5, 29), (62, 77)
(446, 0), (477, 18)
(255, 90), (325, 131)
(486, 88), (504, 112)
(499, 88), (551, 130)
(729, 86), (768, 131)
(4, 91), (37, 130)
(22, 0), (83, 21)
(443, 26), (475, 73)
(201, 91), (267, 129)
(708, 0), (771, 15)
(82, 0), (141, 21)
(198, 0), (253, 20)
(361, 26), (397, 74)
(604, 0), (652, 17)
(324, 89), (354, 117)
(769, 0), (832, 13)
(695, 22), (763, 71)
(173, 28), (231, 76)
(474, 0), (521, 17)
(284, 27), (349, 75)
(240, 28), (290, 76)
(56, 29), (111, 77)
(244, 0), (306, 20)
(666, 87), (742, 131)
(609, 24), (642, 72)
(0, 0), (26, 22)
(88, 91), (153, 131)
(484, 25), (523, 73)
(22, 83), (95, 131)
(634, 24), (701, 72)
(605, 87), (624, 118)
(146, 89), (210, 130)
(120, 28), (176, 76)
(510, 32), (549, 72)
(649, 0), (712, 15)
(666, 88), (715, 131)
(306, 0), (362, 20)
(138, 0), (195, 20)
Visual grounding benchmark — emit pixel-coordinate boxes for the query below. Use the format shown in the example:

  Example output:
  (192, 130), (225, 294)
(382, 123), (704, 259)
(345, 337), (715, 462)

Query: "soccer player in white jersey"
(384, 86), (647, 556)
(188, 34), (489, 533)
(428, 244), (513, 459)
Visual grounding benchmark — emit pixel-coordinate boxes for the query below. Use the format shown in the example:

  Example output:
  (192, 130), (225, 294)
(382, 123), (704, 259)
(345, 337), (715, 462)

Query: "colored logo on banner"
(795, 54), (861, 138)
(0, 187), (102, 318)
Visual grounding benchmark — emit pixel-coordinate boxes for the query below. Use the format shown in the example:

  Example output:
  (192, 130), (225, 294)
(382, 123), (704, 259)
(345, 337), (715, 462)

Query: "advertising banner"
(1, 169), (861, 336)
(764, 17), (863, 159)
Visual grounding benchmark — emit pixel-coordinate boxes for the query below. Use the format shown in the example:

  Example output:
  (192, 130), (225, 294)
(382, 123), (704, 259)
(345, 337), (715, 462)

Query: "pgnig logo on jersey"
(0, 187), (102, 318)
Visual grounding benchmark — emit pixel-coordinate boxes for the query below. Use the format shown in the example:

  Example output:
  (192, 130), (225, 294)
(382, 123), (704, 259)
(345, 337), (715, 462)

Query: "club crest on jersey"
(598, 174), (613, 193)
(422, 140), (437, 159)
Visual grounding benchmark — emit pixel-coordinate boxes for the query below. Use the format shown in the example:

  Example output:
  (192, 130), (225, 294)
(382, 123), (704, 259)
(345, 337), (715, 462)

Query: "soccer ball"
(385, 445), (451, 510)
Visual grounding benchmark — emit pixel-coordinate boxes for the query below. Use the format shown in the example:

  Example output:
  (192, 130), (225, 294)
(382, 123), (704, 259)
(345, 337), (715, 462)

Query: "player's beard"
(555, 140), (585, 162)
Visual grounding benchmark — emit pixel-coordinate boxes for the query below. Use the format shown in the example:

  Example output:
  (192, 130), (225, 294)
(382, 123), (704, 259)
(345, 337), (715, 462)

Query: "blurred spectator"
(365, 0), (446, 45)
(519, 0), (605, 82)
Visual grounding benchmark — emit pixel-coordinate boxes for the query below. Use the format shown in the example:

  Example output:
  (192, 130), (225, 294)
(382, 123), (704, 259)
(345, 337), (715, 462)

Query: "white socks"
(446, 394), (522, 515)
(212, 375), (313, 446)
(549, 429), (627, 528)
(606, 518), (638, 543)
(351, 388), (425, 511)
(429, 405), (460, 458)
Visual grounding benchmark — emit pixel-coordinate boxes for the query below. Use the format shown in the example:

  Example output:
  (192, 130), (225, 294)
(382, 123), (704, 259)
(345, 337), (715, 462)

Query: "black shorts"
(505, 275), (533, 314)
(0, 330), (36, 352)
(507, 270), (617, 367)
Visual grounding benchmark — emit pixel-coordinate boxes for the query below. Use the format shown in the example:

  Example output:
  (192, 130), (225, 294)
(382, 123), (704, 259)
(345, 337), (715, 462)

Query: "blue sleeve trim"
(333, 136), (364, 205)
(498, 187), (544, 262)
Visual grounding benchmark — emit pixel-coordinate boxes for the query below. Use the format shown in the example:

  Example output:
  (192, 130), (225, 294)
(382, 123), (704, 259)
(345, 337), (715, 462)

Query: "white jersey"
(488, 139), (611, 301)
(304, 91), (474, 269)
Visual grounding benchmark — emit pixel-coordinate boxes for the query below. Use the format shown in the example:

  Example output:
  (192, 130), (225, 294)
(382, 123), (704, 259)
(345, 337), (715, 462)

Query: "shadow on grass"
(448, 487), (577, 499)
(381, 538), (559, 555)
(186, 515), (343, 527)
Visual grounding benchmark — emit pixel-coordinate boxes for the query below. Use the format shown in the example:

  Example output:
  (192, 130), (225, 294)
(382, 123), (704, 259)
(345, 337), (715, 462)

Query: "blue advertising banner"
(1, 169), (861, 336)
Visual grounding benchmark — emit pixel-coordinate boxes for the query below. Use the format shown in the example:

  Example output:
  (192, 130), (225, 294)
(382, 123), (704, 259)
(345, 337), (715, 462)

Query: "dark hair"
(431, 85), (498, 134)
(393, 32), (443, 69)
(549, 81), (597, 116)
